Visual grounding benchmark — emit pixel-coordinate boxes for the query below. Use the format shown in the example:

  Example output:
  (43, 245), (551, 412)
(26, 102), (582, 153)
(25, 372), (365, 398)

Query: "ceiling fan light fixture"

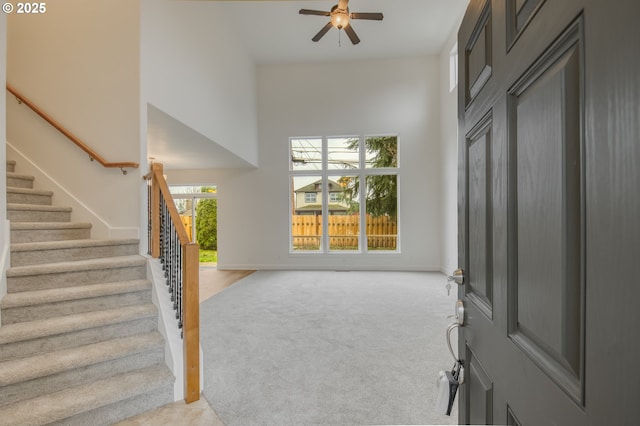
(300, 1), (382, 45)
(330, 8), (349, 29)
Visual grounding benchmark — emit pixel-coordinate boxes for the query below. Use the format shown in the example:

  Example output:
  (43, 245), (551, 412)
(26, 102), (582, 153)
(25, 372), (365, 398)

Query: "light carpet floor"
(201, 270), (459, 425)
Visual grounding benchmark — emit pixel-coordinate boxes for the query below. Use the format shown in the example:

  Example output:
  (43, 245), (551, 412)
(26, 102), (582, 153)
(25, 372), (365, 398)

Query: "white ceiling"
(147, 105), (256, 170)
(149, 0), (469, 171)
(207, 0), (469, 64)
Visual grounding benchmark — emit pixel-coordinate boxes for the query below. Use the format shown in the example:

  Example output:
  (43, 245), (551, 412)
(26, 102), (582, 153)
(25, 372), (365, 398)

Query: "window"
(305, 193), (317, 203)
(290, 136), (399, 253)
(450, 42), (459, 92)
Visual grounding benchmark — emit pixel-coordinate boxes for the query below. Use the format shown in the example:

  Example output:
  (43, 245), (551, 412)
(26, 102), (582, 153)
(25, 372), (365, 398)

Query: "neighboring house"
(293, 179), (350, 215)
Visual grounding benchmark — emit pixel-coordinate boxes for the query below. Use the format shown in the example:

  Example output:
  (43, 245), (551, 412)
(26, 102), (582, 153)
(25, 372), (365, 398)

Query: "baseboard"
(440, 263), (458, 276)
(217, 263), (443, 272)
(7, 142), (138, 239)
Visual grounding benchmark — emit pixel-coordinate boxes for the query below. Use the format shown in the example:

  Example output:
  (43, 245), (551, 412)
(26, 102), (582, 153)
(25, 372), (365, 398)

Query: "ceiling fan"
(299, 0), (384, 45)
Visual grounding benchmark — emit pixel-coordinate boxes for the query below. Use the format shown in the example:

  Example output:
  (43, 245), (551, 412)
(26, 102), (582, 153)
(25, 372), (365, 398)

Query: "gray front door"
(457, 0), (639, 423)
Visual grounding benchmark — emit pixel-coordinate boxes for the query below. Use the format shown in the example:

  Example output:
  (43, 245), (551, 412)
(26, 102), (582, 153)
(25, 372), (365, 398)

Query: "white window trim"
(289, 135), (400, 254)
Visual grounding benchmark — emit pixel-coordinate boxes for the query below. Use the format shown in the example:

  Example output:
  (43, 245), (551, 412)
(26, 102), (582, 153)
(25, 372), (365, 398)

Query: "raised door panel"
(506, 0), (547, 48)
(466, 347), (493, 425)
(466, 113), (494, 318)
(465, 0), (493, 106)
(507, 18), (584, 403)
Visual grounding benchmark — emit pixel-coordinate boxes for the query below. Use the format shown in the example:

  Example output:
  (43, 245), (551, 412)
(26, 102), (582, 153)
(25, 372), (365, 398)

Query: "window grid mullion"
(321, 137), (329, 252)
(358, 135), (367, 253)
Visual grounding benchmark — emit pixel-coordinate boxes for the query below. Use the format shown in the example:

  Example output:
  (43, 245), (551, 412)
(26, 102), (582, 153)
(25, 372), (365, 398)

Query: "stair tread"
(7, 203), (72, 212)
(6, 187), (53, 196)
(7, 255), (146, 277)
(3, 162), (172, 424)
(6, 172), (35, 181)
(10, 221), (92, 230)
(1, 279), (151, 308)
(11, 238), (139, 252)
(0, 304), (157, 345)
(0, 332), (164, 387)
(0, 364), (173, 426)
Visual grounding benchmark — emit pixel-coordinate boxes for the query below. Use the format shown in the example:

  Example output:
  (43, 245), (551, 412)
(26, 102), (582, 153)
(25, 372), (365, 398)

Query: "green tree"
(196, 187), (217, 250)
(365, 174), (397, 218)
(344, 136), (398, 218)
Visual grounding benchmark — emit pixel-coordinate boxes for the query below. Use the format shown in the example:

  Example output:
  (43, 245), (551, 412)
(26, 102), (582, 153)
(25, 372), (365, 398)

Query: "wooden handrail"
(148, 163), (200, 404)
(6, 84), (139, 174)
(150, 164), (191, 245)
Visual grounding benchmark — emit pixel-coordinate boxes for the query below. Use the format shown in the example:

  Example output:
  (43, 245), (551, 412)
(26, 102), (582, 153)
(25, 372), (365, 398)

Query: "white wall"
(6, 0), (141, 238)
(1, 12), (8, 306)
(194, 57), (443, 271)
(439, 32), (460, 274)
(141, 0), (258, 167)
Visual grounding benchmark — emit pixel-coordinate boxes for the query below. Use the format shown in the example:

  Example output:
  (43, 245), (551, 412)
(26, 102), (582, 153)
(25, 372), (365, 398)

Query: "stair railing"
(6, 84), (139, 174)
(145, 162), (200, 403)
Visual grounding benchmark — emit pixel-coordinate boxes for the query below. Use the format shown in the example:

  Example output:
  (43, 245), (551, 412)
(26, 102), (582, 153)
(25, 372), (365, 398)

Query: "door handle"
(448, 268), (464, 286)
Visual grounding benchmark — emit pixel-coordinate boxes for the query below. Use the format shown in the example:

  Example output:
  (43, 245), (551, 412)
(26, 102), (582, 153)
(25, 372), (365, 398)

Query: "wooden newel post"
(150, 163), (162, 258)
(183, 242), (200, 403)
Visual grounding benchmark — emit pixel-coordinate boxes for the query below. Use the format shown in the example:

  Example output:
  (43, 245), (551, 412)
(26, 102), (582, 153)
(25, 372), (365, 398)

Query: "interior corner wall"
(6, 0), (141, 237)
(140, 0), (258, 167)
(1, 13), (8, 303)
(440, 32), (460, 274)
(215, 56), (443, 271)
(1, 12), (7, 225)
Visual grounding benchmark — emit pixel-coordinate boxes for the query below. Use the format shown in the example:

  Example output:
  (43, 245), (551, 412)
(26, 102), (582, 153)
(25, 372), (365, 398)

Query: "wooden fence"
(292, 215), (397, 250)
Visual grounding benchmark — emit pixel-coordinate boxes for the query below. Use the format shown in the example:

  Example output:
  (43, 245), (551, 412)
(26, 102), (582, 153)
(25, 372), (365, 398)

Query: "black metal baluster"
(160, 193), (166, 269)
(178, 243), (183, 333)
(170, 219), (177, 311)
(153, 186), (187, 339)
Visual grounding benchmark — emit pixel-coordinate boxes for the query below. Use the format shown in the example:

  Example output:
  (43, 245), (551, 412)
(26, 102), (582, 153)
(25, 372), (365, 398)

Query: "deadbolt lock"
(448, 268), (464, 286)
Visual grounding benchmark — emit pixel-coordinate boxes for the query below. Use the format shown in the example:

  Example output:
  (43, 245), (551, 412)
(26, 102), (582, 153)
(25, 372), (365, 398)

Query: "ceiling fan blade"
(343, 24), (360, 45)
(350, 12), (384, 21)
(299, 9), (330, 17)
(312, 22), (334, 42)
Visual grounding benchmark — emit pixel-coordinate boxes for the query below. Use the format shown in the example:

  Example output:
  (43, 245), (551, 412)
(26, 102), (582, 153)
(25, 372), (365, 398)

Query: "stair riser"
(11, 244), (139, 267)
(0, 346), (165, 407)
(7, 209), (71, 223)
(6, 192), (52, 206)
(0, 317), (157, 362)
(2, 160), (172, 424)
(8, 265), (147, 293)
(6, 177), (34, 189)
(1, 289), (152, 324)
(10, 227), (92, 243)
(51, 383), (174, 426)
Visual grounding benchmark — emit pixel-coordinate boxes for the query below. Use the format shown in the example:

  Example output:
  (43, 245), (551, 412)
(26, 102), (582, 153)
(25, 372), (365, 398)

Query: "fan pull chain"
(339, 29), (342, 47)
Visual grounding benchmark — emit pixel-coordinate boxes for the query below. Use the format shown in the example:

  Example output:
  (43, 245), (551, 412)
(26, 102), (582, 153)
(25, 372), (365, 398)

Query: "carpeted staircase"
(0, 160), (174, 425)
